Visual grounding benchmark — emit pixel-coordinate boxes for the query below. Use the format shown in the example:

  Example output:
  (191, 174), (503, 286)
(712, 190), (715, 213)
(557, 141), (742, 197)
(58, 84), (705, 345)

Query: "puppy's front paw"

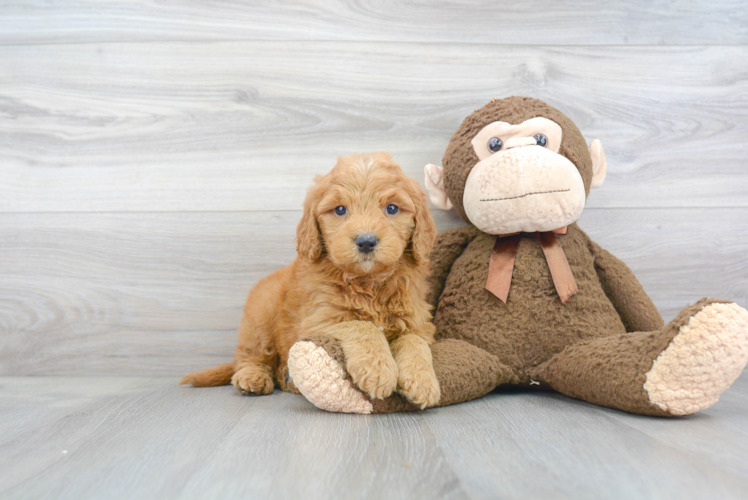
(347, 353), (398, 400)
(232, 365), (274, 395)
(398, 366), (441, 409)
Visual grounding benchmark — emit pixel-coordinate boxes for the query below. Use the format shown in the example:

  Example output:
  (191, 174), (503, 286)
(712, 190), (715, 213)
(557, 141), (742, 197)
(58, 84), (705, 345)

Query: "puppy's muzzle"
(355, 234), (378, 254)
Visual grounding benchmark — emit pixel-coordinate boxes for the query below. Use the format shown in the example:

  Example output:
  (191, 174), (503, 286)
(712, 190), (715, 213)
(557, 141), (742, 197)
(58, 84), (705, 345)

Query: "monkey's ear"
(589, 139), (607, 189)
(424, 164), (454, 210)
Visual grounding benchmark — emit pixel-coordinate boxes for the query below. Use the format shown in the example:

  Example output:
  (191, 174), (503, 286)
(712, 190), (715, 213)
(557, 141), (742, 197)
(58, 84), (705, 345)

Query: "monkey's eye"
(334, 206), (347, 216)
(534, 134), (548, 147)
(386, 204), (399, 215)
(487, 137), (503, 153)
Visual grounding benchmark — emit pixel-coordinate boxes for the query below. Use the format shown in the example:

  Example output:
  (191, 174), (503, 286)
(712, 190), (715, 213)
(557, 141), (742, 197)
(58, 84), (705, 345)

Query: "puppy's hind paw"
(232, 366), (274, 395)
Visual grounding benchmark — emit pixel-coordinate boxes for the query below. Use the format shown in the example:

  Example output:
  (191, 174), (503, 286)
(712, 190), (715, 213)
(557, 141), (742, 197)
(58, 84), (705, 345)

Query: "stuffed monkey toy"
(287, 97), (748, 416)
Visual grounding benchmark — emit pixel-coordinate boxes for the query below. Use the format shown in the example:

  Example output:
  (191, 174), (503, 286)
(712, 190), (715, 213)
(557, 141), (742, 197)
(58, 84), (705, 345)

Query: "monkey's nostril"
(355, 234), (378, 254)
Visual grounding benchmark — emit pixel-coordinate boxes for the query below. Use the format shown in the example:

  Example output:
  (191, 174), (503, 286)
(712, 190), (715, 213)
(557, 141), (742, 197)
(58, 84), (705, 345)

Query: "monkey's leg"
(531, 298), (748, 416)
(287, 336), (519, 414)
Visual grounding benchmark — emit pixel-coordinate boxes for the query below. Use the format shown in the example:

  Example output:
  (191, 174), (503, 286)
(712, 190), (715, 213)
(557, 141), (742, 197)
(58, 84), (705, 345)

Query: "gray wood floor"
(2, 1), (748, 498)
(1, 376), (747, 500)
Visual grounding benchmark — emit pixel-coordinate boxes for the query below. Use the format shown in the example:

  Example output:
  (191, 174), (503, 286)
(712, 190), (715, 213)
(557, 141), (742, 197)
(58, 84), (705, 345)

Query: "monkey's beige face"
(315, 162), (418, 275)
(425, 102), (607, 234)
(461, 117), (584, 235)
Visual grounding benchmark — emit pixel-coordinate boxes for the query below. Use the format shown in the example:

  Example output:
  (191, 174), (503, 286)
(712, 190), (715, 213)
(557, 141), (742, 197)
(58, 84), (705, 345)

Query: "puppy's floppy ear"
(405, 177), (437, 265)
(296, 180), (324, 261)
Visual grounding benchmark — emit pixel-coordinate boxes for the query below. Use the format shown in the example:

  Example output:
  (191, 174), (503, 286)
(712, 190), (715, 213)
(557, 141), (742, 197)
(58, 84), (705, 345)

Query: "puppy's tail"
(180, 363), (234, 387)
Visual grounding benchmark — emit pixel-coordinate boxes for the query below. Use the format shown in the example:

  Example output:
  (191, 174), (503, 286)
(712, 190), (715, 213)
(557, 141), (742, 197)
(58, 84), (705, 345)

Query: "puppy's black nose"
(355, 234), (378, 254)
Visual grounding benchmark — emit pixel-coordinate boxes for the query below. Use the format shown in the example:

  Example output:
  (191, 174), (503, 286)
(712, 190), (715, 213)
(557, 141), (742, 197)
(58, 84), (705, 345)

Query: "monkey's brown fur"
(292, 97), (748, 416)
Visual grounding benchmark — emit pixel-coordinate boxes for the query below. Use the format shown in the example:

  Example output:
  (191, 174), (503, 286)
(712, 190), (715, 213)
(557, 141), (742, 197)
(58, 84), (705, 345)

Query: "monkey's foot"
(644, 302), (748, 416)
(288, 341), (373, 414)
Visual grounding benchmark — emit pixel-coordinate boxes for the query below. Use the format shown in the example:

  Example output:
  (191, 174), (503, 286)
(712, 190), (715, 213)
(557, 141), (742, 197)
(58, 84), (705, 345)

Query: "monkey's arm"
(585, 235), (664, 332)
(426, 225), (481, 310)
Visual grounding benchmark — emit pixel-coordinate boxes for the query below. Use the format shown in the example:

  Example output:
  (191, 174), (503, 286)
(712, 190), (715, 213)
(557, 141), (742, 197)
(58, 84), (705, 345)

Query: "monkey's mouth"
(480, 188), (570, 202)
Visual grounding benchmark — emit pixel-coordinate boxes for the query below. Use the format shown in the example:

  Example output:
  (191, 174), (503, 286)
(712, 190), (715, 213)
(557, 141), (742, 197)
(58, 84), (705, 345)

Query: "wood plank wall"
(1, 1), (747, 375)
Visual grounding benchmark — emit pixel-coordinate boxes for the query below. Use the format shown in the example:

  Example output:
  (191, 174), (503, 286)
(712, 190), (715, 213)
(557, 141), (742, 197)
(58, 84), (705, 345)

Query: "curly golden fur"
(181, 152), (440, 407)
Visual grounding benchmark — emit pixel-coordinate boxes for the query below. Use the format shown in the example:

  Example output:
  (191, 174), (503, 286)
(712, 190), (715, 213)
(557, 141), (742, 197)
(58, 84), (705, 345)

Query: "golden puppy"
(181, 152), (440, 408)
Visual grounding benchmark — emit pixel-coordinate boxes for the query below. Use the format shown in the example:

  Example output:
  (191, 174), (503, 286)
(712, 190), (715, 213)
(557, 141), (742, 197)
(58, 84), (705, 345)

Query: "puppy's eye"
(488, 137), (503, 153)
(334, 206), (347, 216)
(534, 134), (548, 147)
(386, 204), (399, 215)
